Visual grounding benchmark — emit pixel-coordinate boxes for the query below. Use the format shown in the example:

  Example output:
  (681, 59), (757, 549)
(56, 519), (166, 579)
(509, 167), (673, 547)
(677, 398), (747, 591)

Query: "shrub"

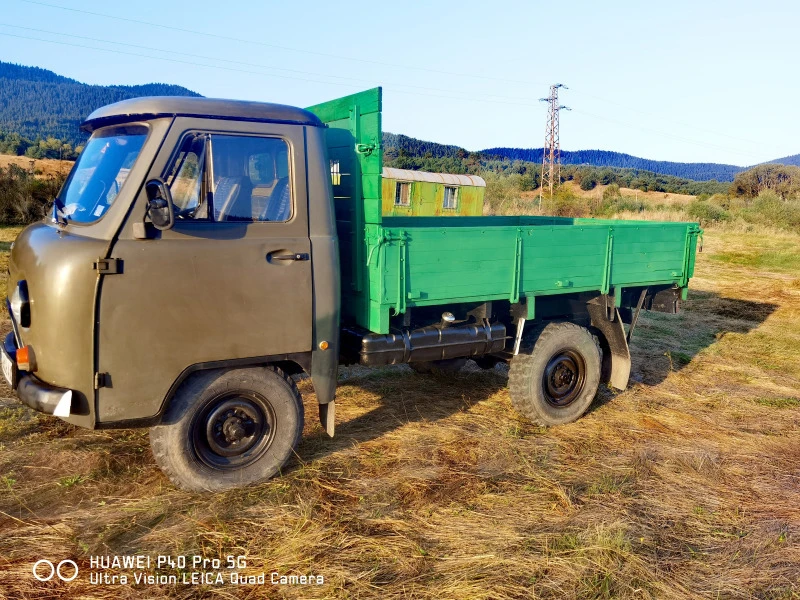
(0, 164), (62, 224)
(740, 190), (800, 231)
(543, 187), (590, 218)
(602, 184), (621, 201)
(580, 175), (597, 191)
(687, 199), (729, 225)
(592, 194), (646, 218)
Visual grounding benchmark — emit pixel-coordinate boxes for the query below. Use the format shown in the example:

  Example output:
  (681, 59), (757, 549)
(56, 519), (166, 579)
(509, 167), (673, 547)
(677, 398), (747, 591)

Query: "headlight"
(10, 280), (30, 328)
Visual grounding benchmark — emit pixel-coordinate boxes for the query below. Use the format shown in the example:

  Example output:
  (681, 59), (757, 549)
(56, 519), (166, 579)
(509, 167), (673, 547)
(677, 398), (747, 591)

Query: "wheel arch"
(585, 297), (631, 390)
(95, 353), (310, 429)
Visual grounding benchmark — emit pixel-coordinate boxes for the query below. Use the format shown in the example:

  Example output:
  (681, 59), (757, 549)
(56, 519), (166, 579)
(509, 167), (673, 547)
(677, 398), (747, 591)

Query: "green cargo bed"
(308, 89), (701, 334)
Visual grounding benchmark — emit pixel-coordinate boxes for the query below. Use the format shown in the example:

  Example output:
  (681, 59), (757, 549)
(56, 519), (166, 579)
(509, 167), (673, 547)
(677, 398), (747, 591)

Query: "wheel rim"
(542, 349), (586, 408)
(191, 392), (277, 470)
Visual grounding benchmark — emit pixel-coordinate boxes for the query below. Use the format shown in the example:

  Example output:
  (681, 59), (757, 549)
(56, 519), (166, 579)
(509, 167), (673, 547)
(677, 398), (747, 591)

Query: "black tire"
(409, 358), (467, 376)
(508, 322), (601, 426)
(149, 366), (303, 492)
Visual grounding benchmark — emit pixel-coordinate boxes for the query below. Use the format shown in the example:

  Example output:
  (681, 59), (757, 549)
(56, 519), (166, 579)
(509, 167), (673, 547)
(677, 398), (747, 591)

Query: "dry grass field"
(522, 182), (697, 208)
(0, 220), (798, 599)
(0, 155), (72, 179)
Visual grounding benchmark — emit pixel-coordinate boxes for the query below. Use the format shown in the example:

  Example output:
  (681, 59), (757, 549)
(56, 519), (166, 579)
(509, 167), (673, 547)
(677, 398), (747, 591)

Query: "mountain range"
(1, 61), (796, 182)
(0, 61), (200, 144)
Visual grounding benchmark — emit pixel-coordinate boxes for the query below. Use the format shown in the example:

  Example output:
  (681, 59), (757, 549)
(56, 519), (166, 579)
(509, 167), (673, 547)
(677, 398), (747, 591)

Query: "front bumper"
(3, 332), (74, 417)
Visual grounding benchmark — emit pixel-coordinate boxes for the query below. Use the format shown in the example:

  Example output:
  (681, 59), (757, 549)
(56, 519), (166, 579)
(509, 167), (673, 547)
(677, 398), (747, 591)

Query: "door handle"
(268, 252), (310, 262)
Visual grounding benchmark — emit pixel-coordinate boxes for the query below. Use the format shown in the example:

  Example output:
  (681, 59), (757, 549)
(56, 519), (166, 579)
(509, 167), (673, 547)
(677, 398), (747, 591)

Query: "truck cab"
(4, 96), (345, 490)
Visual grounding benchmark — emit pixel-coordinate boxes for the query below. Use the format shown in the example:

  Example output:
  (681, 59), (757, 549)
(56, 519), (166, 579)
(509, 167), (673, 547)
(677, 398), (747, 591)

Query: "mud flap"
(319, 400), (335, 437)
(587, 299), (631, 391)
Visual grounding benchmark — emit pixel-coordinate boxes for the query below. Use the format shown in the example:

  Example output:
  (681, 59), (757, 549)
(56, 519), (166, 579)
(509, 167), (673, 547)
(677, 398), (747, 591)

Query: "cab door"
(95, 118), (312, 423)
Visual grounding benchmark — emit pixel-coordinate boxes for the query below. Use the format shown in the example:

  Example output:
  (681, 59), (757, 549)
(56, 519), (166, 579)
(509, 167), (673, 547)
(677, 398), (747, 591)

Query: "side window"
(164, 133), (291, 222)
(166, 134), (206, 218)
(443, 186), (458, 210)
(395, 181), (410, 206)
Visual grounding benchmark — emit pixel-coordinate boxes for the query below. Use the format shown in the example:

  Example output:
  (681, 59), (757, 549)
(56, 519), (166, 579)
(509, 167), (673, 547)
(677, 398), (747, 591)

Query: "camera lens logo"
(32, 559), (78, 582)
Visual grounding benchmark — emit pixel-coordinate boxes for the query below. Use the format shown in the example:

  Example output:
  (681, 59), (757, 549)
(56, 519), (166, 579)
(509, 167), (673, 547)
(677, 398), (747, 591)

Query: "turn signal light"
(16, 346), (31, 371)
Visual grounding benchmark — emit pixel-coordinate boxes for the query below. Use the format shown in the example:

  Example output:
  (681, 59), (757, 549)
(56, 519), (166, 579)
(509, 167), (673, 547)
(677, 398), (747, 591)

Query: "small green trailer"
(381, 167), (486, 217)
(3, 86), (701, 491)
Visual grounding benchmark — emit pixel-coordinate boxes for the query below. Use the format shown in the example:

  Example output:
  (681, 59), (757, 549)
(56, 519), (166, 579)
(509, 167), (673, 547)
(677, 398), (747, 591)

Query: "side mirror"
(145, 178), (175, 231)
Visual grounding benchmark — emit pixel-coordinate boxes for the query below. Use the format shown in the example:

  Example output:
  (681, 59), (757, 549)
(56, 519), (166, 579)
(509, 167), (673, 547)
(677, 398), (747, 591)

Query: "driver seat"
(215, 177), (254, 221)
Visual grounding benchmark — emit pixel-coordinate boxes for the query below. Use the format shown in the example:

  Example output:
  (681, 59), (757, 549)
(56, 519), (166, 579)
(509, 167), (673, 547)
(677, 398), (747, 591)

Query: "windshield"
(57, 125), (148, 224)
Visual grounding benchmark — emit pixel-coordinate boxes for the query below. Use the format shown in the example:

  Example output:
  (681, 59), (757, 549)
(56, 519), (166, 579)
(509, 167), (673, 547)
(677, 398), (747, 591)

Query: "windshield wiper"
(51, 197), (68, 226)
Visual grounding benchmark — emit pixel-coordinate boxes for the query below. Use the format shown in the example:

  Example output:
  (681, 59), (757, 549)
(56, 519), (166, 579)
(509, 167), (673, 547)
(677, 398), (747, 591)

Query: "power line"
(0, 31), (358, 89)
(0, 31), (586, 113)
(15, 0), (548, 88)
(0, 23), (548, 105)
(568, 88), (763, 147)
(0, 29), (764, 162)
(569, 108), (761, 161)
(0, 30), (766, 160)
(11, 0), (769, 155)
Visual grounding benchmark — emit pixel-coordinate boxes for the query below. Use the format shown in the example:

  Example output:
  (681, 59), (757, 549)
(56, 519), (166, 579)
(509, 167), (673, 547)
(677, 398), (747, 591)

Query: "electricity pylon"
(538, 83), (570, 210)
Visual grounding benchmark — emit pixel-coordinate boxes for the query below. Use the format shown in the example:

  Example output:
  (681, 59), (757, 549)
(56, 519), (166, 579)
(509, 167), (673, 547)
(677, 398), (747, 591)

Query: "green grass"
(710, 249), (800, 272)
(57, 474), (84, 488)
(753, 397), (800, 409)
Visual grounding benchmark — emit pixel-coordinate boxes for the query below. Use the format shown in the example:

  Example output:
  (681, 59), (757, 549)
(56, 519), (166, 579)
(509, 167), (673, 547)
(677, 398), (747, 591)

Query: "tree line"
(0, 130), (82, 160)
(383, 135), (731, 196)
(483, 147), (743, 182)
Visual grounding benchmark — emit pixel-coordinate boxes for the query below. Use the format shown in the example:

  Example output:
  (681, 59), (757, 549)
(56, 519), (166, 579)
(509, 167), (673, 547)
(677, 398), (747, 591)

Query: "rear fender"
(586, 296), (631, 391)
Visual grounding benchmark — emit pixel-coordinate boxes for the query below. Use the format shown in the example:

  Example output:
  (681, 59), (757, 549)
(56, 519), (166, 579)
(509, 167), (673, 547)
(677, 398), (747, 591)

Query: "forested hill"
(1, 61), (793, 183)
(383, 133), (746, 182)
(482, 148), (742, 182)
(0, 61), (201, 146)
(767, 153), (800, 167)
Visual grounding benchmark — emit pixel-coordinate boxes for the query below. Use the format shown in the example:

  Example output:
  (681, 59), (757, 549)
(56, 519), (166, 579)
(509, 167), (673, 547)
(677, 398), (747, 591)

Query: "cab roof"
(82, 96), (323, 131)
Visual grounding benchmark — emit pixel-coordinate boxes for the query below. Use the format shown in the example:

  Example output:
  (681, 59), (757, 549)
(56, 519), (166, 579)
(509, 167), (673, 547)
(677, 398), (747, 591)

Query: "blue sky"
(0, 0), (795, 165)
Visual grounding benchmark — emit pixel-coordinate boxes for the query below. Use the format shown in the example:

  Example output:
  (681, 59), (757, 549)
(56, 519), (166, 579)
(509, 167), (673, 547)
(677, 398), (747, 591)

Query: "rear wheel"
(149, 366), (303, 492)
(509, 322), (601, 426)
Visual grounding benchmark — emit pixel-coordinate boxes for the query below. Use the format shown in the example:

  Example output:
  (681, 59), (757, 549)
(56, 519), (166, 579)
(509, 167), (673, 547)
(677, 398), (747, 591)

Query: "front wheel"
(149, 366), (304, 492)
(508, 322), (601, 426)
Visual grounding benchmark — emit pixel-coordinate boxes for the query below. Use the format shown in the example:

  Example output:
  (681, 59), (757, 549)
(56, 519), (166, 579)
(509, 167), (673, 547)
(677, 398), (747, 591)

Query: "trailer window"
(443, 186), (458, 209)
(395, 182), (410, 206)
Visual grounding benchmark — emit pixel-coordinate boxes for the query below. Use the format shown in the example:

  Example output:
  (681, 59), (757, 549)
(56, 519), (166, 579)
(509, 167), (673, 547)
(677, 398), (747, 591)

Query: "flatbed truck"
(3, 88), (701, 491)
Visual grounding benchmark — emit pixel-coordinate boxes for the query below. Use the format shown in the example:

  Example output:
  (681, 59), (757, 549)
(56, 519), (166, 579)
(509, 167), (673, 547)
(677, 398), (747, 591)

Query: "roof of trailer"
(82, 96), (322, 131)
(382, 167), (486, 187)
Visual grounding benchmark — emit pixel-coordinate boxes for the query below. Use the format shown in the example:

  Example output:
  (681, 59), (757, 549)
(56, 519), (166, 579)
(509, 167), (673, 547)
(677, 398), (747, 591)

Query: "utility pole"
(538, 83), (570, 210)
